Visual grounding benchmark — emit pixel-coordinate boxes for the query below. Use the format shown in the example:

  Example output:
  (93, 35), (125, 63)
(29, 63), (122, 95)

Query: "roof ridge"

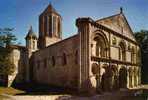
(96, 13), (121, 22)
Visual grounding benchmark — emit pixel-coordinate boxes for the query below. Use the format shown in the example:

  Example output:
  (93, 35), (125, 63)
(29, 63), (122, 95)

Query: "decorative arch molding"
(91, 30), (109, 47)
(118, 40), (126, 50)
(91, 30), (110, 58)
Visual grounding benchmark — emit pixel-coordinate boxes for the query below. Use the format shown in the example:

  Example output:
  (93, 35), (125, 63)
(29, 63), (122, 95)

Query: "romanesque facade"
(7, 4), (141, 93)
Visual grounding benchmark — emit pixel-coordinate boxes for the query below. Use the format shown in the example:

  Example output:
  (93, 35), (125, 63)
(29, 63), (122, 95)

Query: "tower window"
(53, 16), (57, 36)
(58, 18), (61, 37)
(44, 16), (47, 35)
(48, 16), (52, 36)
(33, 41), (35, 49)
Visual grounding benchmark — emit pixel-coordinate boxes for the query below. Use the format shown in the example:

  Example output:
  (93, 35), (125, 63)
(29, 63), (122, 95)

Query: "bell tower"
(38, 4), (62, 49)
(25, 26), (37, 56)
(25, 26), (37, 82)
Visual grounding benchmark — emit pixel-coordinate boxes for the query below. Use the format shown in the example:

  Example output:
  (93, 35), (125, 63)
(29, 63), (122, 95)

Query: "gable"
(96, 13), (136, 42)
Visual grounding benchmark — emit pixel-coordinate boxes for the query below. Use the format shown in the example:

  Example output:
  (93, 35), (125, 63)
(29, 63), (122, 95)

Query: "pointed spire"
(29, 25), (33, 33)
(25, 26), (37, 39)
(49, 1), (52, 6)
(120, 7), (123, 14)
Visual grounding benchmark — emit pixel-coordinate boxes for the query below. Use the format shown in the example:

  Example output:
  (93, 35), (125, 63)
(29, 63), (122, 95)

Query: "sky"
(0, 0), (148, 45)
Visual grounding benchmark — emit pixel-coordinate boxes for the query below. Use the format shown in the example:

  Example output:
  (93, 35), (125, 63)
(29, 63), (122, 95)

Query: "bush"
(0, 47), (15, 75)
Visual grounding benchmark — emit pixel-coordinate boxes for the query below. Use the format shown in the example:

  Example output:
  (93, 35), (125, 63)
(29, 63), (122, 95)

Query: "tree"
(0, 28), (17, 75)
(134, 30), (148, 47)
(134, 30), (148, 84)
(0, 28), (17, 47)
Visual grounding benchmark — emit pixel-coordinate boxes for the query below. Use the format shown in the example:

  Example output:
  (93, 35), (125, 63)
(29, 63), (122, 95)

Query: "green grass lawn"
(0, 87), (25, 95)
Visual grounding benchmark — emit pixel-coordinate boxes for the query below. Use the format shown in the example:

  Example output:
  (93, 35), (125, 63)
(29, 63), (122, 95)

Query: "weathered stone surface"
(6, 4), (141, 94)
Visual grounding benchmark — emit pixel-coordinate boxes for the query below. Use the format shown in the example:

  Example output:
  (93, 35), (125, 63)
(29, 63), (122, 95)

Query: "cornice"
(91, 56), (139, 66)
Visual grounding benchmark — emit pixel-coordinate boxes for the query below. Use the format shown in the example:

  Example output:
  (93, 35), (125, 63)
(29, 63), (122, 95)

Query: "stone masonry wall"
(32, 34), (80, 89)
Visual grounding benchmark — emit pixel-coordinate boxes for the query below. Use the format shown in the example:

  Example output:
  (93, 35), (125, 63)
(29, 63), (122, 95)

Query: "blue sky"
(0, 0), (148, 45)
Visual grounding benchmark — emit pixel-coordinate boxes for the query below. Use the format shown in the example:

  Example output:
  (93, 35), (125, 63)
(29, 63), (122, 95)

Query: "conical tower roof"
(41, 4), (61, 17)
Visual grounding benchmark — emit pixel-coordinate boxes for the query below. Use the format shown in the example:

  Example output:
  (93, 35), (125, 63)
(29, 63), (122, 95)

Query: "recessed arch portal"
(119, 66), (127, 88)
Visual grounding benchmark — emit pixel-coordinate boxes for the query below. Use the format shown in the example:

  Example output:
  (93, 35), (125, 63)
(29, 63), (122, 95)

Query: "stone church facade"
(8, 5), (141, 93)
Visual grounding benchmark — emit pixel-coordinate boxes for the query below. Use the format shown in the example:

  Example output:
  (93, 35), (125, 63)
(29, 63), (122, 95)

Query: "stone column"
(127, 68), (130, 88)
(76, 17), (93, 93)
(96, 74), (101, 93)
(138, 67), (141, 85)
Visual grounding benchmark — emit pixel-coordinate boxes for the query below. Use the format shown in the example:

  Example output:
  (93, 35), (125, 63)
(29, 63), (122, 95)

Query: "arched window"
(48, 16), (52, 36)
(119, 41), (126, 61)
(33, 41), (35, 49)
(53, 16), (57, 37)
(62, 53), (67, 65)
(94, 33), (108, 58)
(52, 56), (55, 66)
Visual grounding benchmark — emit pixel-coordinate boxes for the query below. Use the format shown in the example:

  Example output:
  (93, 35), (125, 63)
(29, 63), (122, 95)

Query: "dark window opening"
(62, 53), (67, 65)
(52, 56), (55, 66)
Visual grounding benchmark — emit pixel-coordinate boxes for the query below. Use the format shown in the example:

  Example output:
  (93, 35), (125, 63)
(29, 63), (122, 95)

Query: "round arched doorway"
(119, 66), (128, 88)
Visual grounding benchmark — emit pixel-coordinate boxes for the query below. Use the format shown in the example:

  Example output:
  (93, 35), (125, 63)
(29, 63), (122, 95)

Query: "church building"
(7, 4), (141, 93)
